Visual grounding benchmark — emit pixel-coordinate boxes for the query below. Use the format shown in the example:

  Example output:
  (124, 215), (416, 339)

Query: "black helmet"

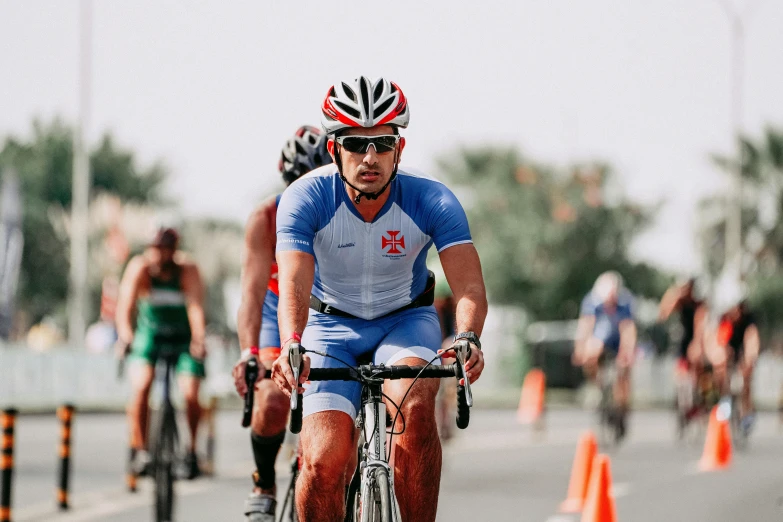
(278, 125), (331, 186)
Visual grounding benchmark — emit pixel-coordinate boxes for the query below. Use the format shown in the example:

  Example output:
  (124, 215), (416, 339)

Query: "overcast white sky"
(2, 0), (783, 273)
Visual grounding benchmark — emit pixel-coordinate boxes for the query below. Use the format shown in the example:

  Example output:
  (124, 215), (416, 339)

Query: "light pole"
(68, 0), (92, 348)
(713, 0), (762, 282)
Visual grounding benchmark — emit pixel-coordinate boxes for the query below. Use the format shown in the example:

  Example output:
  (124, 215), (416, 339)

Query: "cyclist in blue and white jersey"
(270, 76), (488, 522)
(574, 271), (637, 434)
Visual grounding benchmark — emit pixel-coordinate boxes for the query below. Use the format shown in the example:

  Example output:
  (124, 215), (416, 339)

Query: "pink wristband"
(281, 332), (302, 348)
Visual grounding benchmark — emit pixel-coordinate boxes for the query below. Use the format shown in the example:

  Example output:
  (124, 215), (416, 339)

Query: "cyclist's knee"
(300, 412), (354, 484)
(251, 381), (288, 435)
(178, 376), (201, 403)
(129, 364), (154, 394)
(391, 380), (439, 430)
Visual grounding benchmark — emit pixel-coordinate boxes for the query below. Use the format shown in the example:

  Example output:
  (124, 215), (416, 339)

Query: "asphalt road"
(6, 407), (783, 521)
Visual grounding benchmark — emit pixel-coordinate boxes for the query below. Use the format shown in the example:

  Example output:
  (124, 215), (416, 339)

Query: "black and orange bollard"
(56, 404), (75, 510)
(1, 408), (18, 522)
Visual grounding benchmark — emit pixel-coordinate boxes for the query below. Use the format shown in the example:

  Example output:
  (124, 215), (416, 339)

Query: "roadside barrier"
(56, 405), (75, 510)
(1, 409), (17, 522)
(560, 431), (598, 513)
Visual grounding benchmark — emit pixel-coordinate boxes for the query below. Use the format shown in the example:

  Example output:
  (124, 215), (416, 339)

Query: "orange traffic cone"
(559, 431), (598, 513)
(699, 405), (732, 471)
(517, 368), (546, 424)
(580, 454), (617, 522)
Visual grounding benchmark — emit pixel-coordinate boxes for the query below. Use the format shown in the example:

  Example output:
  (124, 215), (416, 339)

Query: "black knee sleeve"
(250, 431), (285, 489)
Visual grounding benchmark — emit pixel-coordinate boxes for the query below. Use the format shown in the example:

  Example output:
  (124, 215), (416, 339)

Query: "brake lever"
(289, 342), (303, 410)
(454, 340), (473, 407)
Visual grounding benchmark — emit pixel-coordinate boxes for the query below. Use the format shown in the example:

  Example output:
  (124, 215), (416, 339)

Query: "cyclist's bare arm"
(743, 323), (760, 363)
(658, 286), (682, 322)
(115, 256), (146, 348)
(574, 315), (596, 364)
(618, 319), (637, 365)
(439, 243), (487, 383)
(272, 250), (315, 394)
(689, 303), (709, 356)
(181, 261), (207, 359)
(234, 199), (276, 394)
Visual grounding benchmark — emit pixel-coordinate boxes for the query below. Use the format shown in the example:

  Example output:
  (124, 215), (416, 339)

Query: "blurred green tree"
(438, 147), (669, 321)
(0, 119), (167, 328)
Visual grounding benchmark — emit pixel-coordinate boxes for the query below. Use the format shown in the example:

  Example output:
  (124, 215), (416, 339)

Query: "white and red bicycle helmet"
(321, 76), (410, 135)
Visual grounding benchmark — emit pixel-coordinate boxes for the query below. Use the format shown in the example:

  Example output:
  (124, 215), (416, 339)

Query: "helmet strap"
(333, 145), (399, 204)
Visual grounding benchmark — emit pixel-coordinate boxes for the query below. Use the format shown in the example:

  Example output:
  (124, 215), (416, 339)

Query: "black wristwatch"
(454, 332), (481, 351)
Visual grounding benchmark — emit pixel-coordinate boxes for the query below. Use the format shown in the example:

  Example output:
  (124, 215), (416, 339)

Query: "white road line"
(16, 479), (215, 522)
(611, 481), (631, 498)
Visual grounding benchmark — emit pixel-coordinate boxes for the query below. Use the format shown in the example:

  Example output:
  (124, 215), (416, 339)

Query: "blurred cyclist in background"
(659, 277), (712, 429)
(231, 126), (331, 522)
(709, 298), (760, 434)
(573, 271), (637, 437)
(659, 278), (708, 368)
(115, 227), (207, 480)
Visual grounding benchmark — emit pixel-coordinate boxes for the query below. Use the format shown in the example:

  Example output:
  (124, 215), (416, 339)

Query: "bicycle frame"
(357, 378), (401, 522)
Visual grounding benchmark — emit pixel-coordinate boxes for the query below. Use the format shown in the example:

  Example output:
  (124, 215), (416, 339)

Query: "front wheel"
(153, 406), (177, 522)
(373, 469), (394, 522)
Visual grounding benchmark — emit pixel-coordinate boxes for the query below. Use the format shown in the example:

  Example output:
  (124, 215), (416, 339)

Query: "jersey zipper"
(363, 222), (373, 319)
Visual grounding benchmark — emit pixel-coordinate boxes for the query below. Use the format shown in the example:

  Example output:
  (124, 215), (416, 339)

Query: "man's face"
(328, 125), (406, 197)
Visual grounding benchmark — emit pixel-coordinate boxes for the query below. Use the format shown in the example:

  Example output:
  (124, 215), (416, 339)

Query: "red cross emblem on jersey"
(382, 231), (406, 254)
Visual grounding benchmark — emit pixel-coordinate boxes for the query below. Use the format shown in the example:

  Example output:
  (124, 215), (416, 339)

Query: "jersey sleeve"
(276, 180), (323, 256)
(580, 294), (596, 317)
(617, 293), (635, 321)
(428, 184), (473, 252)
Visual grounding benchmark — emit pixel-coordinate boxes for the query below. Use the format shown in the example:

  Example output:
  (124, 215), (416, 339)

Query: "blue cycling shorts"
(259, 290), (281, 348)
(301, 306), (442, 420)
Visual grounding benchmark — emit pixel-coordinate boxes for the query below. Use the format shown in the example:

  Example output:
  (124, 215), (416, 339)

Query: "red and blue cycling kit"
(258, 195), (282, 351)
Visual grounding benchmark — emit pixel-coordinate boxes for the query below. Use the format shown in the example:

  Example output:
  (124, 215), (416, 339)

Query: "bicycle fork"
(359, 383), (401, 522)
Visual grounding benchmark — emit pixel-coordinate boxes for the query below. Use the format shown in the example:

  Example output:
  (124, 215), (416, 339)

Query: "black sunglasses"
(335, 134), (399, 154)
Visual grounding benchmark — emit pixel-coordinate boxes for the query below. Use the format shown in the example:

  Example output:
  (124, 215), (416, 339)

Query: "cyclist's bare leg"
(614, 364), (630, 411)
(128, 363), (154, 450)
(384, 357), (441, 522)
(249, 374), (288, 495)
(178, 375), (202, 453)
(740, 360), (754, 417)
(297, 410), (356, 522)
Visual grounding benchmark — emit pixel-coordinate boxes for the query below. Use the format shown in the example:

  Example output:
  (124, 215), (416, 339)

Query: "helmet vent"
(373, 81), (384, 102)
(374, 97), (394, 118)
(334, 100), (361, 119)
(342, 82), (357, 102)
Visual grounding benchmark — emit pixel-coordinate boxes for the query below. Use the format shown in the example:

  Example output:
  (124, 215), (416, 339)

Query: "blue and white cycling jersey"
(580, 290), (635, 352)
(276, 165), (473, 320)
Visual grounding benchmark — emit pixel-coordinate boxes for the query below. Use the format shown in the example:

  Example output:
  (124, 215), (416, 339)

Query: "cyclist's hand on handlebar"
(439, 340), (484, 384)
(271, 349), (310, 397)
(617, 350), (634, 369)
(114, 339), (131, 360)
(190, 340), (207, 362)
(232, 350), (263, 397)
